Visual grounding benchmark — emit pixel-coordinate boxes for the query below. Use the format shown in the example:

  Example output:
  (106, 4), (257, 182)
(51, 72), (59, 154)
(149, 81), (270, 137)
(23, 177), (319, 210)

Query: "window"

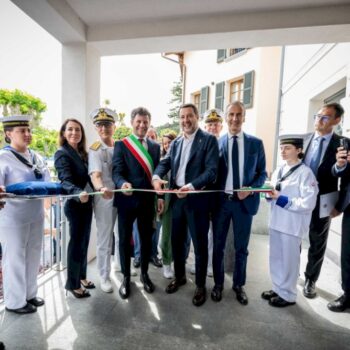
(192, 92), (201, 112)
(229, 78), (244, 103)
(217, 48), (247, 63)
(229, 71), (255, 108)
(215, 82), (225, 111)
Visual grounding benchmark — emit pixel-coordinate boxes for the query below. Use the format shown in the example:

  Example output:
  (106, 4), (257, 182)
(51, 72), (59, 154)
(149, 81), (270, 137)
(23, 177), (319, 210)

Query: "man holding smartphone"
(328, 137), (350, 312)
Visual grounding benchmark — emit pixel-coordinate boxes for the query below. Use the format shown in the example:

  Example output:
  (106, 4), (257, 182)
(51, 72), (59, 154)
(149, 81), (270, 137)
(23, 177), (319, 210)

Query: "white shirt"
(88, 140), (115, 189)
(175, 129), (198, 187)
(225, 131), (244, 193)
(0, 149), (50, 226)
(134, 134), (148, 151)
(304, 132), (333, 168)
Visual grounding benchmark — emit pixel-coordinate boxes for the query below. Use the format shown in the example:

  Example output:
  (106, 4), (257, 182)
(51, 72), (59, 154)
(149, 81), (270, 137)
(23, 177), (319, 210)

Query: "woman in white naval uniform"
(88, 108), (118, 293)
(262, 136), (318, 307)
(0, 115), (50, 314)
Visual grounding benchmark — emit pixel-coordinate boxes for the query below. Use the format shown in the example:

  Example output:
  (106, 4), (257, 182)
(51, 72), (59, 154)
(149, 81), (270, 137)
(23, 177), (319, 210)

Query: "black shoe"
(269, 296), (296, 307)
(140, 273), (155, 294)
(27, 297), (45, 307)
(303, 279), (316, 299)
(192, 287), (207, 307)
(211, 285), (223, 302)
(66, 289), (91, 299)
(150, 256), (163, 268)
(327, 294), (350, 312)
(6, 303), (37, 314)
(119, 277), (131, 299)
(261, 290), (278, 301)
(80, 280), (96, 289)
(165, 277), (187, 294)
(233, 286), (248, 305)
(133, 257), (141, 268)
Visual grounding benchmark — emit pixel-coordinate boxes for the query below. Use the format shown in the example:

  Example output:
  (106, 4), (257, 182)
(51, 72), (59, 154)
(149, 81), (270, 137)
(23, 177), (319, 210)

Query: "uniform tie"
(309, 137), (325, 175)
(232, 135), (240, 189)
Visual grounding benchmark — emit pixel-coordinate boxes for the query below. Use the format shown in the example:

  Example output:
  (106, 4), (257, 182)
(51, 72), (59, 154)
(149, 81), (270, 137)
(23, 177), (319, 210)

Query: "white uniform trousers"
(208, 221), (213, 269)
(0, 220), (43, 309)
(94, 195), (118, 280)
(269, 229), (301, 303)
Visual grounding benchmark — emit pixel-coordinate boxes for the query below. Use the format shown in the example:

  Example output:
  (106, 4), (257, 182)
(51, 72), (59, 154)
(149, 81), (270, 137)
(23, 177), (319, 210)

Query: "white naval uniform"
(0, 149), (50, 309)
(88, 141), (119, 280)
(268, 162), (318, 302)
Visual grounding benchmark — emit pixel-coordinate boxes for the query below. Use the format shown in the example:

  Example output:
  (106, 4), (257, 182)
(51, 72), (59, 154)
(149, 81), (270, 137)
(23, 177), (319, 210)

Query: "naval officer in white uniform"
(0, 114), (50, 314)
(88, 108), (120, 293)
(262, 136), (318, 307)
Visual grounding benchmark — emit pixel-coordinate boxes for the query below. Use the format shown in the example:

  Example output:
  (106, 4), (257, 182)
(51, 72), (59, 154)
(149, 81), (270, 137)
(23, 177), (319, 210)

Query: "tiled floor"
(0, 234), (349, 350)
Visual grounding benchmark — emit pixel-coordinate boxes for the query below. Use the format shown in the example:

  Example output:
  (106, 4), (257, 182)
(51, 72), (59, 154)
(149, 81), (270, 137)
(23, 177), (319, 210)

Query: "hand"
(335, 146), (349, 168)
(269, 189), (280, 200)
(121, 182), (133, 196)
(152, 179), (168, 194)
(176, 184), (191, 199)
(100, 187), (114, 200)
(330, 208), (341, 218)
(237, 189), (251, 200)
(157, 199), (165, 215)
(79, 191), (89, 203)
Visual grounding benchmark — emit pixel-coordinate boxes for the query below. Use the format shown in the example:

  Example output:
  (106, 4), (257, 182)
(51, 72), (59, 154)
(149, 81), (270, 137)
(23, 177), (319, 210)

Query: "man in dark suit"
(328, 140), (350, 312)
(302, 102), (346, 299)
(153, 103), (219, 307)
(112, 107), (162, 299)
(211, 101), (267, 305)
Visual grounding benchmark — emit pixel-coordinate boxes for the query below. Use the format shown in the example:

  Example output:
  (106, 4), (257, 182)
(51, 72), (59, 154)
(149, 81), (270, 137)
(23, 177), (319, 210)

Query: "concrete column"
(61, 43), (101, 263)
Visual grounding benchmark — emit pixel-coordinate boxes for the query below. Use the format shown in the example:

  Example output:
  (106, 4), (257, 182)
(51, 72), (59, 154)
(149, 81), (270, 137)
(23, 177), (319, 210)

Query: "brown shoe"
(165, 277), (187, 294)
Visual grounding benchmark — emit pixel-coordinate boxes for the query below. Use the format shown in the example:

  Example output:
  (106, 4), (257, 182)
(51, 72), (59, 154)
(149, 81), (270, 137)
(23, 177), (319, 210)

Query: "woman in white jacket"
(262, 136), (318, 307)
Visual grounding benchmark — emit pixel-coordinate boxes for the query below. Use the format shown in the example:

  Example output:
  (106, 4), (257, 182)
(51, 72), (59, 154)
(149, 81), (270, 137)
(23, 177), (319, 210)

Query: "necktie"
(232, 136), (240, 189)
(138, 138), (143, 146)
(309, 137), (325, 175)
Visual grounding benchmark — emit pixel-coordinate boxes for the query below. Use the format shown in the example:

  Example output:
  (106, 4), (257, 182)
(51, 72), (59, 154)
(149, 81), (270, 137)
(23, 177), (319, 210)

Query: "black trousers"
(305, 199), (331, 282)
(64, 200), (93, 290)
(341, 207), (350, 295)
(171, 197), (209, 288)
(118, 195), (155, 277)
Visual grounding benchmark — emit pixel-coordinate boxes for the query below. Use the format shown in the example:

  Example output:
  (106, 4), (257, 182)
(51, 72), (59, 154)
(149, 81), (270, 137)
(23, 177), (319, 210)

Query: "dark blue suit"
(154, 128), (219, 287)
(54, 144), (93, 290)
(212, 133), (267, 288)
(112, 138), (160, 277)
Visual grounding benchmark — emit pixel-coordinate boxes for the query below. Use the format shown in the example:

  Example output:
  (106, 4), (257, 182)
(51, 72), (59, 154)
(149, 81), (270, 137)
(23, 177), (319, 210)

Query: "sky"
(0, 0), (180, 129)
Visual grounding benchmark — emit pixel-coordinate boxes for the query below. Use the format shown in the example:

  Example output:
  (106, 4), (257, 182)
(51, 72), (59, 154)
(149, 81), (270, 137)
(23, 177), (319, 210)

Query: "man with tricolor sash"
(112, 107), (163, 299)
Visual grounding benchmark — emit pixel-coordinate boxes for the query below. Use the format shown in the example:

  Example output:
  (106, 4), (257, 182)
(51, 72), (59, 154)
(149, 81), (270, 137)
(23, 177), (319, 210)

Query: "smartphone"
(340, 138), (349, 159)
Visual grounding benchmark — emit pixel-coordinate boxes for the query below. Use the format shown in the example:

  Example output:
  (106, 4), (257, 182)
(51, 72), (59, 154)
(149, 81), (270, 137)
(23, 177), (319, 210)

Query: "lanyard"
(275, 162), (302, 191)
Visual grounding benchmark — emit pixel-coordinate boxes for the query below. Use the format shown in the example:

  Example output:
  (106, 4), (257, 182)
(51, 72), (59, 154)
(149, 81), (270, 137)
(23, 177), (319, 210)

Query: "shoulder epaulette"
(89, 141), (102, 151)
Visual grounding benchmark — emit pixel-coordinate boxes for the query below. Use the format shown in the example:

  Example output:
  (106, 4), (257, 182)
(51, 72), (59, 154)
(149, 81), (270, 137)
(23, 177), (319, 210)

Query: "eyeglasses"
(95, 122), (113, 129)
(313, 114), (331, 123)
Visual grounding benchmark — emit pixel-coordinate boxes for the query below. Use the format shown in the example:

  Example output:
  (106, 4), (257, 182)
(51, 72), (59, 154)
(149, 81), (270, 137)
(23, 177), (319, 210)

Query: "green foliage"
(167, 79), (183, 124)
(30, 126), (58, 157)
(156, 123), (180, 136)
(114, 126), (132, 140)
(158, 128), (179, 138)
(0, 89), (47, 127)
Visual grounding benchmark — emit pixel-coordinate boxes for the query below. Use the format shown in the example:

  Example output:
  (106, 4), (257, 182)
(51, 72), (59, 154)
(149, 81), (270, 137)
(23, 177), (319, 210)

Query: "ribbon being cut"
(4, 181), (273, 200)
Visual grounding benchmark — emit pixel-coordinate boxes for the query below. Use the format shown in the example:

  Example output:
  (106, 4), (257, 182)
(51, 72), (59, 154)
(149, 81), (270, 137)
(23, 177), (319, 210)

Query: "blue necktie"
(232, 136), (240, 189)
(309, 137), (325, 175)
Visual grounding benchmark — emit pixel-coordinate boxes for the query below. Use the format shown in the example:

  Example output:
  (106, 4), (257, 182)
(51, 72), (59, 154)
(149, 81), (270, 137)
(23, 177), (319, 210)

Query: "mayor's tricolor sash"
(122, 135), (154, 182)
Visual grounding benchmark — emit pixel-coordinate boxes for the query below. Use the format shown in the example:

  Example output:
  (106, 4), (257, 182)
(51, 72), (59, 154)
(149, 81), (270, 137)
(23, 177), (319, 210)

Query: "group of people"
(0, 100), (349, 316)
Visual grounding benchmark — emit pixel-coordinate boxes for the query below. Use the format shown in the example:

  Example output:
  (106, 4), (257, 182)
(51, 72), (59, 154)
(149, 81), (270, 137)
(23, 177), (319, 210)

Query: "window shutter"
(200, 86), (209, 116)
(243, 71), (254, 108)
(217, 49), (226, 63)
(215, 82), (225, 111)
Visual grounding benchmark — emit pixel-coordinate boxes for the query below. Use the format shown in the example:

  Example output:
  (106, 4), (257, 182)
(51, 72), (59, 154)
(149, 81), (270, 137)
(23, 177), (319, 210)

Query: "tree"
(114, 126), (132, 140)
(167, 79), (183, 124)
(31, 126), (58, 157)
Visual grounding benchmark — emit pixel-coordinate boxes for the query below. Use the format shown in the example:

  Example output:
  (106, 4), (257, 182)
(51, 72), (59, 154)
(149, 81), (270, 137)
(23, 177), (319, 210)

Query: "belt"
(224, 193), (239, 201)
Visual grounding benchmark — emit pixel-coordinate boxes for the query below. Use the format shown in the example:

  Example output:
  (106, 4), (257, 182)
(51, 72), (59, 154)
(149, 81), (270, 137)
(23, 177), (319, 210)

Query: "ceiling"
(10, 0), (350, 55)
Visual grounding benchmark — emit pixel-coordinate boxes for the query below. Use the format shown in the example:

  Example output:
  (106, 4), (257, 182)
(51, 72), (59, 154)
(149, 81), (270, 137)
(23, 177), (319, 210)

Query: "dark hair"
(131, 107), (151, 121)
(4, 126), (13, 144)
(298, 151), (304, 160)
(161, 132), (177, 157)
(59, 118), (88, 161)
(323, 102), (344, 119)
(179, 103), (199, 116)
